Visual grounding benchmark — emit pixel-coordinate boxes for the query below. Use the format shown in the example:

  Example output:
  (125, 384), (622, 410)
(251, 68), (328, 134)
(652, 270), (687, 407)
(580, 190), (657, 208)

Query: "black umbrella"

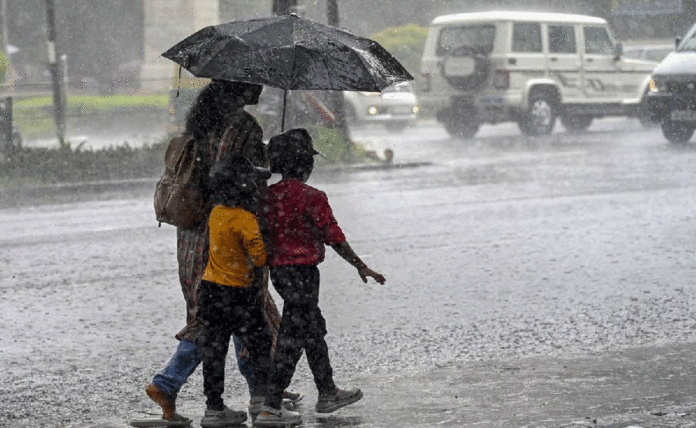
(162, 13), (413, 130)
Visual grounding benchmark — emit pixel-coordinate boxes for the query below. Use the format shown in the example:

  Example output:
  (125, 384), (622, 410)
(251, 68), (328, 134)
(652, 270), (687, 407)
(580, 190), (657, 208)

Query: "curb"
(0, 162), (432, 209)
(0, 178), (158, 208)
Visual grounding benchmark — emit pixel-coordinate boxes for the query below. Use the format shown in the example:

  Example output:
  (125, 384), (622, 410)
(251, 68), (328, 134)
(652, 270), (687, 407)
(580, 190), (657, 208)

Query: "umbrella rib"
(352, 44), (388, 91)
(196, 36), (247, 78)
(313, 31), (341, 90)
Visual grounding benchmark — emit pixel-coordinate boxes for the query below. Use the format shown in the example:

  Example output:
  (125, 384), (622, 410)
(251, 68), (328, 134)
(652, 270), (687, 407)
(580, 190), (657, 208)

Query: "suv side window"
(583, 26), (614, 55)
(512, 22), (542, 53)
(548, 25), (577, 54)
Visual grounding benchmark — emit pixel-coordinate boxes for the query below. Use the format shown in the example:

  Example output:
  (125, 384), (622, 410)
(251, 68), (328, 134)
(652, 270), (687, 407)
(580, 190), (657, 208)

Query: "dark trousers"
(198, 280), (273, 410)
(266, 265), (336, 409)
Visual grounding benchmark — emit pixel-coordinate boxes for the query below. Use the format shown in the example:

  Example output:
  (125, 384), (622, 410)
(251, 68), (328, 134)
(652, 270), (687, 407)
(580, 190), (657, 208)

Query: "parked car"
(418, 11), (659, 138)
(623, 44), (674, 63)
(343, 82), (419, 132)
(647, 25), (696, 143)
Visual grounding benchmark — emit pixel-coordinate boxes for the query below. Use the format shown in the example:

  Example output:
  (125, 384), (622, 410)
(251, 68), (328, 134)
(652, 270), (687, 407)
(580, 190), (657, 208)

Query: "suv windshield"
(436, 25), (496, 56)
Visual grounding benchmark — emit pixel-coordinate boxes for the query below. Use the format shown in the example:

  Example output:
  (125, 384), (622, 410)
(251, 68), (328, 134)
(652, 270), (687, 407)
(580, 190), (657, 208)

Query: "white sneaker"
(254, 405), (301, 427)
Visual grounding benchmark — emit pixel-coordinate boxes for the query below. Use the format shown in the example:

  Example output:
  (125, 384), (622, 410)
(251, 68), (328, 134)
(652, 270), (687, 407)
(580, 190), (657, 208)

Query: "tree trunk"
(326, 0), (349, 139)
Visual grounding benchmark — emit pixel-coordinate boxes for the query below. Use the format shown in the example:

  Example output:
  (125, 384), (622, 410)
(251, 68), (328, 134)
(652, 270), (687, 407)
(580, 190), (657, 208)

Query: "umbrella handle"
(281, 89), (287, 132)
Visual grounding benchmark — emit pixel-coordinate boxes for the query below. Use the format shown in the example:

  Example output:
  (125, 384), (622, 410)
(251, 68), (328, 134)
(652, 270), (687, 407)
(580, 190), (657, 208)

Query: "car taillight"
(420, 72), (431, 92)
(494, 70), (510, 90)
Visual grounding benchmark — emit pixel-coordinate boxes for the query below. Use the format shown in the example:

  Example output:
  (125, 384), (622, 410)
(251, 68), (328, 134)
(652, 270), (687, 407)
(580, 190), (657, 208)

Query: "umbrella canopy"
(162, 14), (413, 93)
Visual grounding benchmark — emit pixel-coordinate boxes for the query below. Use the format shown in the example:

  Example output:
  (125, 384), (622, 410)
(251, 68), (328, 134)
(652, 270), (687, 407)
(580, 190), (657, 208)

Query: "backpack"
(153, 134), (208, 229)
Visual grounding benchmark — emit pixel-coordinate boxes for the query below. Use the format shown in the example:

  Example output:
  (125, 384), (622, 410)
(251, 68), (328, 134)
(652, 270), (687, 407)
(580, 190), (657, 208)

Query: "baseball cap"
(268, 128), (326, 173)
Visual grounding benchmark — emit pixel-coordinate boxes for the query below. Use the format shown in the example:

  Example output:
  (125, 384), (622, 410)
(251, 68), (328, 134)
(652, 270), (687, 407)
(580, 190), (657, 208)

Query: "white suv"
(418, 11), (658, 138)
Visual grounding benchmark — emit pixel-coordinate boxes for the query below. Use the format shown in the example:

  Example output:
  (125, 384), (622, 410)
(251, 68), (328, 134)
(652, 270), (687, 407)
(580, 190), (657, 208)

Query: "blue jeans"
(152, 338), (258, 397)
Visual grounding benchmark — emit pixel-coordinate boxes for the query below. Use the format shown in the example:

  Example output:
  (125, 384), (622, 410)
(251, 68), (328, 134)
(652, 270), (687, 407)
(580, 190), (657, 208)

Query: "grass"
(0, 130), (383, 191)
(1, 94), (387, 191)
(0, 137), (170, 189)
(13, 94), (169, 140)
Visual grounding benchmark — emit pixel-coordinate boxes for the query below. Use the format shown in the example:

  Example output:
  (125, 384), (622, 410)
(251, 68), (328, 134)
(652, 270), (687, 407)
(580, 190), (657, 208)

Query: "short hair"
(208, 154), (268, 209)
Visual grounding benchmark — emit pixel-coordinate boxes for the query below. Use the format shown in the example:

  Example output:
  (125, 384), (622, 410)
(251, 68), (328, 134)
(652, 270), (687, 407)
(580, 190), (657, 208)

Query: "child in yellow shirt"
(196, 154), (289, 427)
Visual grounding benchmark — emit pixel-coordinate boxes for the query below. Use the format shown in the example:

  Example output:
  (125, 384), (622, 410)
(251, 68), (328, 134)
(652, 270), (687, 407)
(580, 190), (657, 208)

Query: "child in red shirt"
(256, 128), (386, 426)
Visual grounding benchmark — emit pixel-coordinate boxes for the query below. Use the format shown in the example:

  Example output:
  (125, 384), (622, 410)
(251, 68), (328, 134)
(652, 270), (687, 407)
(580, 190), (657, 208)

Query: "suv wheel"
(518, 92), (557, 136)
(560, 114), (593, 132)
(661, 120), (695, 144)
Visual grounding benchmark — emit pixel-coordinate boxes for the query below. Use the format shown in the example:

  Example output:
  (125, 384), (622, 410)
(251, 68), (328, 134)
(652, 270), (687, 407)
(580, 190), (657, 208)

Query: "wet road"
(2, 118), (696, 427)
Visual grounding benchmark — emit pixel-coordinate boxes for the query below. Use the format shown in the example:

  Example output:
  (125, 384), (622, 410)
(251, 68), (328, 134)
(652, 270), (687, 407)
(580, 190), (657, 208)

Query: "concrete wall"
(141, 0), (219, 91)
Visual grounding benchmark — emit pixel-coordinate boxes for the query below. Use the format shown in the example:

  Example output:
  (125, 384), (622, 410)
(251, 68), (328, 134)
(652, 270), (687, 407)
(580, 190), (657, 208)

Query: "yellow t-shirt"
(203, 205), (266, 287)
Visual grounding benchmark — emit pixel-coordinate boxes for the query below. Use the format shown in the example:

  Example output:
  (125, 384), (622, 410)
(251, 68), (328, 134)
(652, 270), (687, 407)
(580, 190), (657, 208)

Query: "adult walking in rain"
(141, 80), (300, 426)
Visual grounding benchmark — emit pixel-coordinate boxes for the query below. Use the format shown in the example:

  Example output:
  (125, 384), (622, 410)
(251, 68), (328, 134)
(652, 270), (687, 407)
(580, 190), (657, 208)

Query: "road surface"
(2, 118), (696, 427)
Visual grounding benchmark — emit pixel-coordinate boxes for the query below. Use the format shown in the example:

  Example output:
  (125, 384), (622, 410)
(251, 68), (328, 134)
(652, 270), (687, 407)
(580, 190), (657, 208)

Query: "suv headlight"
(649, 76), (668, 93)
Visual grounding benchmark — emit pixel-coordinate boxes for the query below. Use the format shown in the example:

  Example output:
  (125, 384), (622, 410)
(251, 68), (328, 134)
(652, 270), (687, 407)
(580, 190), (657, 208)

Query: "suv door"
(582, 25), (618, 100)
(509, 21), (544, 89)
(547, 23), (582, 101)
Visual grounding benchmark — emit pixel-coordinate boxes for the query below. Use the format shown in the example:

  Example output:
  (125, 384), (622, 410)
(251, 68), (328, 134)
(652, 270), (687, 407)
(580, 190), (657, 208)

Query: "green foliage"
(370, 23), (429, 80)
(0, 136), (170, 188)
(313, 126), (379, 165)
(314, 127), (351, 162)
(0, 50), (8, 83)
(13, 94), (169, 140)
(14, 94), (169, 115)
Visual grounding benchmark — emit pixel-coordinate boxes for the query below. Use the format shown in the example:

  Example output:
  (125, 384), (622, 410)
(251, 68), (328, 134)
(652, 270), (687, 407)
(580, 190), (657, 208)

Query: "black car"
(647, 26), (696, 143)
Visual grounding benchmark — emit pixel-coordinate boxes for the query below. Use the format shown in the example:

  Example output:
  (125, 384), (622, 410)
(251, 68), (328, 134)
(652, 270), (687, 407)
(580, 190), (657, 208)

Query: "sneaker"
(200, 406), (247, 427)
(248, 396), (264, 421)
(254, 405), (301, 427)
(145, 383), (177, 420)
(315, 387), (363, 413)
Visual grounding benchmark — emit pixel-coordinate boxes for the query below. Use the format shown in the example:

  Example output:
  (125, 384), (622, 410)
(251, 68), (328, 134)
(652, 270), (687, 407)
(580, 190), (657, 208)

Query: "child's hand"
(358, 267), (386, 284)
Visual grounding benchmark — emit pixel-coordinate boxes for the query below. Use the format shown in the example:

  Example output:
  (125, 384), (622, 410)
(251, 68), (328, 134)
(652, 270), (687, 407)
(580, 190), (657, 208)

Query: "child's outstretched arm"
(330, 241), (386, 284)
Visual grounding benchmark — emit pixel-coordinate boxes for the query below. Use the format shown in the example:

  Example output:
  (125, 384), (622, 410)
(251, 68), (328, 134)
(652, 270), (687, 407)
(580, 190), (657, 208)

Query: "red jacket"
(261, 179), (346, 266)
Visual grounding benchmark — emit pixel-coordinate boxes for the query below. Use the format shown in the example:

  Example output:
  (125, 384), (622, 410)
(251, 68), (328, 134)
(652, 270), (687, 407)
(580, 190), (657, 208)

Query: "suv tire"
(444, 117), (480, 139)
(518, 92), (557, 136)
(560, 114), (593, 132)
(661, 120), (695, 144)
